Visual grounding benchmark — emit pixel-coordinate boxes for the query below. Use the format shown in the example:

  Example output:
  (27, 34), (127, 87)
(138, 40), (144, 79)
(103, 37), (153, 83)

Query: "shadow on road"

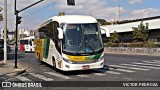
(40, 61), (110, 76)
(0, 52), (25, 61)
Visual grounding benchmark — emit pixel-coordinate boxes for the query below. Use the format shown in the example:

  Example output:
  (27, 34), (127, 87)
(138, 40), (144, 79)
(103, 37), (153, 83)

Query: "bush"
(104, 41), (159, 48)
(143, 41), (157, 48)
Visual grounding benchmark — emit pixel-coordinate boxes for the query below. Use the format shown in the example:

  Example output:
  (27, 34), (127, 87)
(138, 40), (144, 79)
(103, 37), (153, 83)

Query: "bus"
(34, 15), (108, 71)
(19, 36), (35, 52)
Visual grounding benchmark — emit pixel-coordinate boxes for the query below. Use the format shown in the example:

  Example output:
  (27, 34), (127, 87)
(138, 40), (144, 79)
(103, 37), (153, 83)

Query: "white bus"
(20, 36), (35, 52)
(34, 15), (108, 71)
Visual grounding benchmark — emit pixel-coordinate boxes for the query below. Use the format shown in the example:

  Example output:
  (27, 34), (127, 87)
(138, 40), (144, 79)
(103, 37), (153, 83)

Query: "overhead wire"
(23, 2), (55, 18)
(0, 0), (58, 28)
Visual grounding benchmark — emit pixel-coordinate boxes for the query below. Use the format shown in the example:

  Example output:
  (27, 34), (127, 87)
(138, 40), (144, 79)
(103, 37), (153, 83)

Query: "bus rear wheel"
(38, 54), (42, 64)
(52, 57), (58, 72)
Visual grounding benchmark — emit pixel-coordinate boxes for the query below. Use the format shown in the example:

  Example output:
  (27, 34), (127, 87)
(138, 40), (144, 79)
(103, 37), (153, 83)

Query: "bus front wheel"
(52, 57), (58, 72)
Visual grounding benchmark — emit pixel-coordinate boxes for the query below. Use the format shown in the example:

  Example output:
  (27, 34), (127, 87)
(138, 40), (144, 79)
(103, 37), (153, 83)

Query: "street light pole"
(14, 0), (44, 68)
(4, 0), (7, 63)
(14, 0), (18, 68)
(13, 0), (73, 68)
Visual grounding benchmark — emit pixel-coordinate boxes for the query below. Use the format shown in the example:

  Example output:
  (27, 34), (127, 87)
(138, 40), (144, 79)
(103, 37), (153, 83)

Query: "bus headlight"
(63, 58), (74, 64)
(98, 56), (104, 62)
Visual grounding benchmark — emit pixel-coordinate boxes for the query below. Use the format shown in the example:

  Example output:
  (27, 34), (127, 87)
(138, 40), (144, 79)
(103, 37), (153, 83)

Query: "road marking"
(29, 73), (54, 81)
(16, 76), (32, 81)
(109, 65), (150, 71)
(142, 61), (160, 64)
(93, 73), (106, 76)
(106, 71), (121, 74)
(76, 75), (89, 77)
(122, 64), (160, 69)
(153, 60), (160, 62)
(110, 68), (135, 73)
(134, 63), (160, 67)
(45, 72), (71, 79)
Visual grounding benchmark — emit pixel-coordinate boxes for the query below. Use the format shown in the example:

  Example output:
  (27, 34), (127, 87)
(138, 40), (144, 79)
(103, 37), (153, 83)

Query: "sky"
(0, 0), (160, 31)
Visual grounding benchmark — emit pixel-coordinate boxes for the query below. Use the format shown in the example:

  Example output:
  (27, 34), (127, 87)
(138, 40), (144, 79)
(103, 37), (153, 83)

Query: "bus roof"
(51, 15), (98, 24)
(38, 15), (98, 29)
(22, 36), (34, 40)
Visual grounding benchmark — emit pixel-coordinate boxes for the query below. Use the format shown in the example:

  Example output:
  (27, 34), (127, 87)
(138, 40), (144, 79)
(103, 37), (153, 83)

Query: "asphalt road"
(1, 49), (160, 90)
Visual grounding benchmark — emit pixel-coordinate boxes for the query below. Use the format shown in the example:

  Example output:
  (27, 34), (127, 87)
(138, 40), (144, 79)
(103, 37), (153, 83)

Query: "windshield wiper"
(75, 25), (85, 54)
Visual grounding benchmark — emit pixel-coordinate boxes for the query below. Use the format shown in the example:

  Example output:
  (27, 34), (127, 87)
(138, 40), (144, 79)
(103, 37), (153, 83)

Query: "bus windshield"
(63, 23), (103, 54)
(20, 40), (28, 45)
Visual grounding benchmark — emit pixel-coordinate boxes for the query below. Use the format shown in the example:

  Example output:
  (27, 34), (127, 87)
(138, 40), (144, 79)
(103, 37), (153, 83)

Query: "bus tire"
(52, 57), (57, 72)
(30, 49), (32, 52)
(38, 54), (42, 64)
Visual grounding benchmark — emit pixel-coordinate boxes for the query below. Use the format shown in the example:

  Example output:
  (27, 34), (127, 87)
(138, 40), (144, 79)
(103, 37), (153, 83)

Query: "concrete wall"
(105, 47), (160, 56)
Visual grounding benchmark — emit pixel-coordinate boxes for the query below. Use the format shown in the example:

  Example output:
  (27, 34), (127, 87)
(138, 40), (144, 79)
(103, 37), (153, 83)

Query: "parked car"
(7, 45), (11, 53)
(0, 43), (4, 59)
(0, 39), (12, 60)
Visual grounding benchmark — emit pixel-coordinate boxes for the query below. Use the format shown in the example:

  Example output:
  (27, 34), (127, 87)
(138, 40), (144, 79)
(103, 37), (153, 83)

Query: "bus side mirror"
(100, 26), (110, 37)
(57, 28), (63, 39)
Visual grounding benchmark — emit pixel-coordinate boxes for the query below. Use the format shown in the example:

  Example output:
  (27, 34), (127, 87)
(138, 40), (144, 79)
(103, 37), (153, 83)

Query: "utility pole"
(4, 0), (7, 63)
(14, 0), (18, 68)
(118, 0), (121, 22)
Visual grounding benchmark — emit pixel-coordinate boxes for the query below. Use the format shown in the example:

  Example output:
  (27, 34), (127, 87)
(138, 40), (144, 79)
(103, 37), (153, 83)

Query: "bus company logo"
(2, 82), (11, 87)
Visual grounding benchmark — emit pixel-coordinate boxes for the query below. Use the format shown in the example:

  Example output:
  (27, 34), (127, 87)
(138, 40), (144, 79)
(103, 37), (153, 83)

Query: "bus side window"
(29, 40), (32, 46)
(53, 22), (61, 53)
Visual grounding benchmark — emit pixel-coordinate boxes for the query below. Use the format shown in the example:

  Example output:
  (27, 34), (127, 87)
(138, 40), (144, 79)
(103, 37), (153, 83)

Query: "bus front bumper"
(61, 59), (104, 71)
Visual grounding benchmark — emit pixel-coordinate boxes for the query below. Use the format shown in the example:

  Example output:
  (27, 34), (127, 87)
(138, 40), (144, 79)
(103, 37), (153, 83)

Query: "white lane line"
(106, 71), (121, 74)
(45, 72), (71, 79)
(16, 76), (32, 81)
(109, 65), (150, 71)
(142, 61), (160, 64)
(29, 73), (54, 81)
(153, 60), (160, 62)
(122, 64), (160, 69)
(110, 68), (135, 73)
(93, 68), (121, 75)
(76, 75), (89, 77)
(93, 73), (106, 76)
(134, 63), (160, 67)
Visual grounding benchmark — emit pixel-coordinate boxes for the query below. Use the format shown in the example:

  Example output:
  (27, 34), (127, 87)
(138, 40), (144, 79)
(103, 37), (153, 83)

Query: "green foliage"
(97, 19), (111, 25)
(109, 31), (120, 43)
(0, 7), (3, 21)
(143, 41), (157, 48)
(132, 21), (149, 42)
(58, 12), (65, 16)
(0, 14), (3, 21)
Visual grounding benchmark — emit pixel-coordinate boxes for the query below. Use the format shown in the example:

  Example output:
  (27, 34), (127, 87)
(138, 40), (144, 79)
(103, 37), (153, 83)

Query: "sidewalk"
(0, 59), (26, 81)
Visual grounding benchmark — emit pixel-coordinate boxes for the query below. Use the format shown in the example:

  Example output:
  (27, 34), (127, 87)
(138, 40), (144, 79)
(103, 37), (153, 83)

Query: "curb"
(104, 52), (160, 56)
(12, 68), (26, 76)
(7, 68), (26, 77)
(0, 68), (26, 81)
(3, 68), (26, 77)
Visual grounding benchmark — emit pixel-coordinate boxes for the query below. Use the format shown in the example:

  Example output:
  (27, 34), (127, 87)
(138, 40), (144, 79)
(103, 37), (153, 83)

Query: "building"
(0, 29), (34, 40)
(0, 29), (14, 40)
(18, 29), (34, 39)
(101, 16), (160, 43)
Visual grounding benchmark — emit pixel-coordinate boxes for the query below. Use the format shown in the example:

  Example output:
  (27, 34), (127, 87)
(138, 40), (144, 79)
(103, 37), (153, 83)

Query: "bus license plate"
(82, 65), (90, 69)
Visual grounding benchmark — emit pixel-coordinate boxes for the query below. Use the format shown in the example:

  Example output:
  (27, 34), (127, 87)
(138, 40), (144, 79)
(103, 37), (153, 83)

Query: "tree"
(109, 31), (120, 43)
(0, 7), (3, 21)
(132, 21), (149, 42)
(58, 12), (65, 16)
(97, 19), (111, 25)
